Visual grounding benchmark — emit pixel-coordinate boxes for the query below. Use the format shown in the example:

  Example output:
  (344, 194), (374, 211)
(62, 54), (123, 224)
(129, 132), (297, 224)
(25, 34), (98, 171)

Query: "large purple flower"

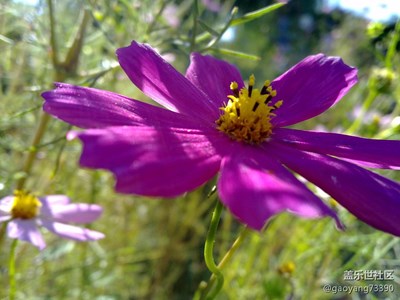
(42, 41), (400, 235)
(0, 190), (104, 250)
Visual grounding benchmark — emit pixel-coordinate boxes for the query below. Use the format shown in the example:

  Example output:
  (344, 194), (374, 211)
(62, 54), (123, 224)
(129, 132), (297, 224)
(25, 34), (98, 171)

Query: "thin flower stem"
(8, 239), (18, 300)
(15, 113), (51, 190)
(348, 21), (399, 135)
(385, 20), (400, 70)
(51, 127), (72, 179)
(145, 1), (167, 40)
(62, 8), (91, 75)
(0, 222), (6, 249)
(197, 225), (251, 300)
(345, 87), (378, 135)
(202, 6), (238, 51)
(190, 0), (199, 52)
(218, 226), (250, 270)
(203, 200), (224, 299)
(47, 0), (59, 68)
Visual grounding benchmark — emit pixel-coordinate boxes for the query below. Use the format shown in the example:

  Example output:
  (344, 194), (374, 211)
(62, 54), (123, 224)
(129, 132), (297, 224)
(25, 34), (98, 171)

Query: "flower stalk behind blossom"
(0, 190), (104, 250)
(42, 41), (400, 236)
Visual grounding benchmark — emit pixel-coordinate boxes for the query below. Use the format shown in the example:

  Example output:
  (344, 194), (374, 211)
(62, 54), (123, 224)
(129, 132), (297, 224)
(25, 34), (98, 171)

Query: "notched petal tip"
(271, 143), (400, 237)
(271, 53), (358, 127)
(116, 40), (218, 123)
(41, 82), (67, 98)
(115, 40), (146, 58)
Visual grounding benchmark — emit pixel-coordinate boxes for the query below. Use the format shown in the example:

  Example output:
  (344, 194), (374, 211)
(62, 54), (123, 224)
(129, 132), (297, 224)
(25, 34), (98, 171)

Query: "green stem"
(9, 239), (18, 300)
(190, 0), (199, 52)
(62, 8), (91, 75)
(218, 226), (250, 269)
(47, 0), (59, 68)
(15, 113), (51, 190)
(385, 21), (400, 69)
(203, 200), (224, 299)
(198, 225), (251, 300)
(345, 87), (378, 135)
(202, 6), (238, 51)
(0, 222), (7, 250)
(145, 1), (167, 40)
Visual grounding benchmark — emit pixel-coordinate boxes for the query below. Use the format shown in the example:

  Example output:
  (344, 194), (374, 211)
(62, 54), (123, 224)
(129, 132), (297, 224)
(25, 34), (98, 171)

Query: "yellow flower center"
(216, 75), (282, 144)
(11, 190), (42, 219)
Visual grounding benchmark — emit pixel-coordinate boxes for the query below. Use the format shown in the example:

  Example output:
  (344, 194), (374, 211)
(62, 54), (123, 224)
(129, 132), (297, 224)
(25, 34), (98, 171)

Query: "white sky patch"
(326, 0), (400, 22)
(221, 27), (236, 42)
(14, 0), (39, 5)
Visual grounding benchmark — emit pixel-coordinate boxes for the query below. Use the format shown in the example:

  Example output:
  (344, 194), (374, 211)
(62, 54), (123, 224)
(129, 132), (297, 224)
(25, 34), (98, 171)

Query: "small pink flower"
(201, 0), (221, 12)
(0, 191), (104, 250)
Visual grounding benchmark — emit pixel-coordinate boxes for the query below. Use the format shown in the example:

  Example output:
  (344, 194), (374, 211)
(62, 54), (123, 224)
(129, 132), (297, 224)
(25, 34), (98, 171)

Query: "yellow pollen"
(230, 81), (239, 90)
(11, 190), (41, 219)
(216, 75), (282, 144)
(249, 74), (255, 86)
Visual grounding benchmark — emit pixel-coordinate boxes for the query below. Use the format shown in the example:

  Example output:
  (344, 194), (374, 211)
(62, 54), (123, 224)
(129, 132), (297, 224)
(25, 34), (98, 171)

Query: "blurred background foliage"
(0, 0), (399, 299)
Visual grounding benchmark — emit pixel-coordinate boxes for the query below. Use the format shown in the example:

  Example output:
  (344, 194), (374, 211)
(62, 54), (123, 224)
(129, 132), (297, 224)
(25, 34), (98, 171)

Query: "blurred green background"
(0, 0), (399, 299)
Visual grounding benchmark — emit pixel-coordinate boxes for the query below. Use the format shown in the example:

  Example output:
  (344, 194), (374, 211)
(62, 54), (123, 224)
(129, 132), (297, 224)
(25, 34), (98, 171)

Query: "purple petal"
(0, 196), (13, 212)
(116, 41), (217, 123)
(217, 146), (340, 231)
(41, 203), (103, 223)
(0, 215), (11, 222)
(270, 143), (400, 236)
(72, 125), (224, 197)
(185, 53), (244, 110)
(43, 83), (207, 129)
(274, 128), (400, 169)
(40, 195), (70, 217)
(40, 220), (104, 241)
(7, 219), (46, 250)
(271, 54), (357, 127)
(40, 195), (71, 206)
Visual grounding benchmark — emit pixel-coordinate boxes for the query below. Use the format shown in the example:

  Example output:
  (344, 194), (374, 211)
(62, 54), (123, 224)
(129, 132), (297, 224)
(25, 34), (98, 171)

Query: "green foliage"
(0, 0), (399, 299)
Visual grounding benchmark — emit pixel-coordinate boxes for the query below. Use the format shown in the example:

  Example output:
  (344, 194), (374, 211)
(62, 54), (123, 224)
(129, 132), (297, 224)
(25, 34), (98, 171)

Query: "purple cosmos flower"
(0, 190), (104, 250)
(42, 41), (400, 236)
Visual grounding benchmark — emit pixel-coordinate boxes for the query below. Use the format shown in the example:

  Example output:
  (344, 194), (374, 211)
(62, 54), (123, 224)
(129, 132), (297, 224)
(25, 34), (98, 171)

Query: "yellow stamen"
(11, 190), (41, 219)
(230, 82), (239, 97)
(248, 74), (255, 97)
(216, 75), (282, 144)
